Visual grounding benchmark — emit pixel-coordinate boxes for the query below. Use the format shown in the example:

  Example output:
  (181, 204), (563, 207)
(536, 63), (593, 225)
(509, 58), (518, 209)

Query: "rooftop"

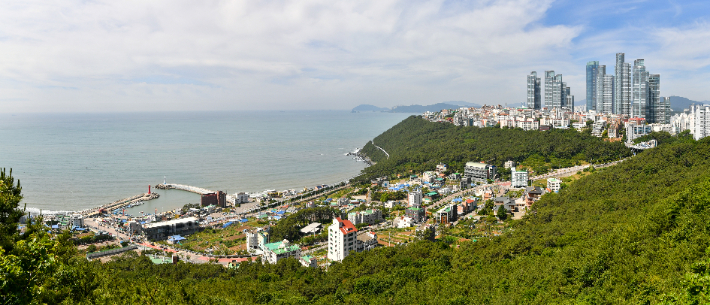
(142, 217), (199, 229)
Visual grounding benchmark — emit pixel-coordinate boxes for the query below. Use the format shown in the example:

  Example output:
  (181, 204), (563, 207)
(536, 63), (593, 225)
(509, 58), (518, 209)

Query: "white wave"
(23, 207), (77, 216)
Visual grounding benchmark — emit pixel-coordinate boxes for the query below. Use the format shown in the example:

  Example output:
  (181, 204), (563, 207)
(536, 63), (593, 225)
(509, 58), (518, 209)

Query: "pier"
(81, 192), (159, 217)
(155, 183), (237, 205)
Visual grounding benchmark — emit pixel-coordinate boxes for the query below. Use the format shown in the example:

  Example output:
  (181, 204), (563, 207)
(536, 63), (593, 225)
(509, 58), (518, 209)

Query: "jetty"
(81, 192), (159, 217)
(155, 183), (237, 205)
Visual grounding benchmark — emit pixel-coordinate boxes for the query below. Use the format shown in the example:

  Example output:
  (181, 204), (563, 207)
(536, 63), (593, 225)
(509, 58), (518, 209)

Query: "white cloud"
(1, 0), (585, 112)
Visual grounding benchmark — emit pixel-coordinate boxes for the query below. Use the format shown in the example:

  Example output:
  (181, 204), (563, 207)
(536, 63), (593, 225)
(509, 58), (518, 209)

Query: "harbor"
(81, 191), (159, 218)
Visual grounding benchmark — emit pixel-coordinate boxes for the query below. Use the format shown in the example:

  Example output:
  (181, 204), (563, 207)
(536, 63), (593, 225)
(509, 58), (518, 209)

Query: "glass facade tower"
(544, 71), (555, 109)
(527, 71), (541, 109)
(586, 61), (599, 111)
(614, 53), (632, 115)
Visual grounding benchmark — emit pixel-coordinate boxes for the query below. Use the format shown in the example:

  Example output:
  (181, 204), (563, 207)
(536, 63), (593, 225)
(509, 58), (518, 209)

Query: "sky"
(1, 0), (710, 113)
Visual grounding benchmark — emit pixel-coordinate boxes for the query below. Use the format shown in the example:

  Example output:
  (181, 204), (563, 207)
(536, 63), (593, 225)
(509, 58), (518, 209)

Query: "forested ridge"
(4, 137), (710, 303)
(355, 116), (631, 182)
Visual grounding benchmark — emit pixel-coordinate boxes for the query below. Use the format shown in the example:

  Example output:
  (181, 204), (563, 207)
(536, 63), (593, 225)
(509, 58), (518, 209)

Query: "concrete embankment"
(81, 192), (159, 217)
(155, 183), (236, 205)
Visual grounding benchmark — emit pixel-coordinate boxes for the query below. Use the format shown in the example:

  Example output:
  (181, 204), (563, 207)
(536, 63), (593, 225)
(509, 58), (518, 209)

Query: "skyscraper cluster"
(586, 53), (670, 123)
(527, 70), (573, 110)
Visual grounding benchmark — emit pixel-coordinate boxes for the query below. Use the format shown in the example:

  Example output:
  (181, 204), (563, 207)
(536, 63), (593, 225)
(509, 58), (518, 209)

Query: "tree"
(497, 205), (508, 221)
(87, 244), (98, 253)
(0, 168), (24, 252)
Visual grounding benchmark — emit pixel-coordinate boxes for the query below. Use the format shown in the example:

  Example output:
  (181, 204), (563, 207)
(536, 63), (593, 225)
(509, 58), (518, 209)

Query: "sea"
(0, 111), (411, 215)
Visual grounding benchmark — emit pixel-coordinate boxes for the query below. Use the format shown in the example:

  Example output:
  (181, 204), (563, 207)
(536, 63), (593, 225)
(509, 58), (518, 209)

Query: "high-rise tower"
(527, 71), (541, 109)
(586, 61), (599, 111)
(648, 74), (661, 123)
(614, 53), (632, 115)
(633, 59), (648, 118)
(544, 71), (555, 109)
(552, 74), (564, 108)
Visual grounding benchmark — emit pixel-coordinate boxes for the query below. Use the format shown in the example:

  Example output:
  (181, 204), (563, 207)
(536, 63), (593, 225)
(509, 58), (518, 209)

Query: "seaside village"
(20, 103), (692, 269)
(25, 152), (569, 269)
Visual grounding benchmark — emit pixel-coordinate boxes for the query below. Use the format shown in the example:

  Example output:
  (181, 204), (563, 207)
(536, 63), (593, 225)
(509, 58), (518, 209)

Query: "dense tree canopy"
(354, 116), (631, 182)
(5, 133), (710, 304)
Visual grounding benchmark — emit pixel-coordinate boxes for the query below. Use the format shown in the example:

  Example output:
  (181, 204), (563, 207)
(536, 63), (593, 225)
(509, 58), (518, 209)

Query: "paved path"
(371, 141), (389, 159)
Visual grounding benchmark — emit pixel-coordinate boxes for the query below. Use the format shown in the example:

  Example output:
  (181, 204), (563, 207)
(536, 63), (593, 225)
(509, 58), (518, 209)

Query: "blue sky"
(0, 0), (709, 113)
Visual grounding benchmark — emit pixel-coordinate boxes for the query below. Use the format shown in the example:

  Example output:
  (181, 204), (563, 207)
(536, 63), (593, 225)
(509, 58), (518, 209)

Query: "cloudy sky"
(1, 0), (709, 113)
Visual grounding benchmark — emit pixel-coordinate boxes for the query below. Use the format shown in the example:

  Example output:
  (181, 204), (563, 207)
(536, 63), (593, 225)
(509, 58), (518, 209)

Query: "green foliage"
(634, 130), (696, 146)
(0, 168), (23, 252)
(270, 207), (341, 242)
(354, 117), (630, 183)
(9, 137), (710, 304)
(497, 205), (508, 221)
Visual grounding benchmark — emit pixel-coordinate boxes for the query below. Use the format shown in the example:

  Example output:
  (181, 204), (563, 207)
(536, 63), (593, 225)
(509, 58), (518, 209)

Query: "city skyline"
(2, 1), (710, 113)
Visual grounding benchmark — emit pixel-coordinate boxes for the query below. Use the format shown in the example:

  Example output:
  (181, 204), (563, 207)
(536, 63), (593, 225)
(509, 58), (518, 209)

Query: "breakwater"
(155, 183), (236, 205)
(80, 192), (159, 217)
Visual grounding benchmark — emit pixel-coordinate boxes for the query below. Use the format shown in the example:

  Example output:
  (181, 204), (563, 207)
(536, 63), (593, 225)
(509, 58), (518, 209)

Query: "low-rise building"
(405, 207), (426, 223)
(464, 162), (496, 183)
(525, 186), (545, 208)
(235, 192), (249, 204)
(408, 190), (422, 207)
(70, 214), (84, 228)
(142, 217), (200, 241)
(356, 232), (378, 252)
(494, 197), (516, 212)
(392, 216), (414, 228)
(246, 229), (270, 252)
(300, 223), (322, 235)
(504, 160), (515, 169)
(510, 167), (529, 188)
(435, 204), (458, 224)
(263, 239), (301, 264)
(347, 209), (382, 226)
(547, 178), (562, 193)
(300, 255), (318, 268)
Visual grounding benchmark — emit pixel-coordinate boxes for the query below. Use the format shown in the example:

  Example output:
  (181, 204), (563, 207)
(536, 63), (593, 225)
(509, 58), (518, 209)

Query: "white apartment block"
(408, 191), (422, 207)
(547, 178), (561, 193)
(235, 192), (249, 204)
(347, 209), (382, 226)
(328, 217), (358, 262)
(693, 104), (710, 140)
(510, 167), (529, 188)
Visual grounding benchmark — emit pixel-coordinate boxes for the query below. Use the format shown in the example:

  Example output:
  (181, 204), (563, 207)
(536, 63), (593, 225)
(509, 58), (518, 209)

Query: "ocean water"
(0, 111), (410, 213)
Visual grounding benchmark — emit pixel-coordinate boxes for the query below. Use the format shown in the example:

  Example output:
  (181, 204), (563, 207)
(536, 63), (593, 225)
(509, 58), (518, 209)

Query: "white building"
(347, 209), (382, 226)
(300, 255), (318, 268)
(235, 192), (249, 204)
(510, 167), (529, 188)
(328, 217), (358, 262)
(408, 191), (422, 207)
(504, 160), (515, 169)
(142, 217), (200, 241)
(547, 178), (562, 193)
(262, 239), (301, 264)
(246, 229), (270, 253)
(392, 216), (415, 228)
(70, 214), (84, 228)
(692, 104), (710, 140)
(356, 232), (378, 252)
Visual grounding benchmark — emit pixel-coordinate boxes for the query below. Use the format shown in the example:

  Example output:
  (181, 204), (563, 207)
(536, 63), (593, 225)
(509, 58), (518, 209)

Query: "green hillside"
(355, 116), (631, 182)
(4, 137), (710, 304)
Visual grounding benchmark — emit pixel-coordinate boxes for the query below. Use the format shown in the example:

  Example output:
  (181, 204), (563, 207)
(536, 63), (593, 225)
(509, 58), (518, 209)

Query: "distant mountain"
(669, 96), (709, 112)
(389, 102), (482, 113)
(351, 104), (390, 112)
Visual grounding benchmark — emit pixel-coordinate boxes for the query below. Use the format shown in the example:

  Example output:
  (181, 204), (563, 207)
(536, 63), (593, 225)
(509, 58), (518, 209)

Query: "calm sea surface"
(0, 111), (410, 214)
